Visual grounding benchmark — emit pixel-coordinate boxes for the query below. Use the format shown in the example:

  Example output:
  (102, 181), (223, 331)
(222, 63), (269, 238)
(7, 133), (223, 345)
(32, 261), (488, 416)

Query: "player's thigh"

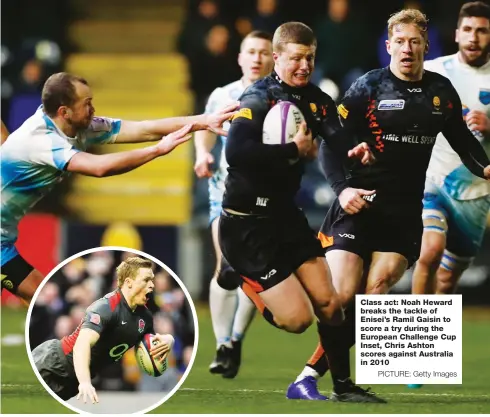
(17, 269), (45, 303)
(325, 249), (365, 306)
(444, 194), (490, 260)
(365, 251), (408, 294)
(1, 250), (40, 302)
(259, 273), (314, 333)
(295, 256), (343, 324)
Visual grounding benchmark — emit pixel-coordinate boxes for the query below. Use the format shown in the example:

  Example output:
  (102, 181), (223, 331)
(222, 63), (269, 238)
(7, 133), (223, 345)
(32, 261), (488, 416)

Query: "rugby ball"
(136, 333), (174, 377)
(262, 101), (305, 146)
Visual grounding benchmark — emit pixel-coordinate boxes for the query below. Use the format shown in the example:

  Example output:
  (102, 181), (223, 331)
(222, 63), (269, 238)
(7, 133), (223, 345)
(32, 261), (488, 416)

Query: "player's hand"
(348, 142), (375, 165)
(305, 139), (318, 160)
(339, 187), (376, 215)
(293, 121), (313, 157)
(484, 165), (490, 180)
(156, 123), (194, 156)
(149, 334), (174, 363)
(77, 382), (99, 404)
(466, 110), (490, 136)
(194, 151), (215, 178)
(205, 102), (239, 136)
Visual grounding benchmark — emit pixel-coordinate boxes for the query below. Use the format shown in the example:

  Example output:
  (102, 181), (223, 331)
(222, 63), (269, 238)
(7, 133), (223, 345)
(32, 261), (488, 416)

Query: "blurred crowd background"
(28, 250), (195, 393)
(2, 0), (489, 306)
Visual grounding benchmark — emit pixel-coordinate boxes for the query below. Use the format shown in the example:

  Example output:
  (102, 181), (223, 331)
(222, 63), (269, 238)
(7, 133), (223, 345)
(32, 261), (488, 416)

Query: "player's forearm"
(141, 115), (208, 140)
(319, 139), (349, 196)
(73, 342), (92, 384)
(100, 146), (161, 177)
(445, 123), (490, 179)
(194, 130), (217, 155)
(69, 146), (161, 177)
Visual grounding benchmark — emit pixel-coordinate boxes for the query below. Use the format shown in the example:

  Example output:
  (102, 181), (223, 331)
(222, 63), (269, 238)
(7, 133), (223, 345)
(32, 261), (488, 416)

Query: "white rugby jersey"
(425, 53), (490, 200)
(1, 107), (121, 244)
(204, 80), (245, 204)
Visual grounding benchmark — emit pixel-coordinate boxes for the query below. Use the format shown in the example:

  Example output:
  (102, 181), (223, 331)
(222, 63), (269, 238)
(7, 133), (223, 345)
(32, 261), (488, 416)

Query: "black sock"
(317, 321), (351, 384)
(305, 342), (329, 377)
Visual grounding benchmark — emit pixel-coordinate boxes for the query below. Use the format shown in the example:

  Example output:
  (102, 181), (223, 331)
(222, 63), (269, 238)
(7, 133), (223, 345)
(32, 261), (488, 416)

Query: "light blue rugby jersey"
(205, 80), (244, 210)
(1, 106), (121, 251)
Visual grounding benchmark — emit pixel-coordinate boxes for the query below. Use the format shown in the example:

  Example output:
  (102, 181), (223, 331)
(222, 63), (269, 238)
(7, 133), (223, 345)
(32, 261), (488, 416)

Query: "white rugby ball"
(262, 101), (305, 146)
(136, 333), (174, 377)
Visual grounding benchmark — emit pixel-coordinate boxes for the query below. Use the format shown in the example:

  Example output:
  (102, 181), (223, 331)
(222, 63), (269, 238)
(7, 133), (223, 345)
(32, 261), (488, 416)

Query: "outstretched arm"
(73, 328), (100, 404)
(115, 103), (237, 144)
(67, 124), (193, 177)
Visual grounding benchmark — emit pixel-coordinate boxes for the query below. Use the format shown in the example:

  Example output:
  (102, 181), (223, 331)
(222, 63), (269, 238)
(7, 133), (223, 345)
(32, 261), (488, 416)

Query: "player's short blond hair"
(272, 22), (317, 53)
(116, 257), (153, 288)
(387, 9), (429, 43)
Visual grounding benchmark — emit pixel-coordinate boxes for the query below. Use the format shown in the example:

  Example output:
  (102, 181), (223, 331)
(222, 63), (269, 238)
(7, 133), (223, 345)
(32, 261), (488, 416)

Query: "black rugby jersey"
(61, 289), (154, 377)
(321, 67), (489, 214)
(223, 71), (353, 215)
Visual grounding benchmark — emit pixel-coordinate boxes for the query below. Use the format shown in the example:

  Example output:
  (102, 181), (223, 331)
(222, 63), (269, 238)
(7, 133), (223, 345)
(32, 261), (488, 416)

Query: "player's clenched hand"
(156, 123), (194, 156)
(466, 110), (490, 136)
(348, 142), (375, 165)
(484, 165), (490, 180)
(149, 334), (174, 363)
(77, 382), (99, 404)
(194, 151), (215, 178)
(293, 121), (313, 157)
(206, 102), (239, 136)
(339, 187), (376, 215)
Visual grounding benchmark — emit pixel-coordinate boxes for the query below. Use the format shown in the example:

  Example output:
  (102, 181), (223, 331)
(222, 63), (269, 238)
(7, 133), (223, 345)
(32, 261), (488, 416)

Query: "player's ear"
(272, 51), (280, 64)
(424, 40), (430, 55)
(455, 28), (460, 43)
(385, 39), (392, 56)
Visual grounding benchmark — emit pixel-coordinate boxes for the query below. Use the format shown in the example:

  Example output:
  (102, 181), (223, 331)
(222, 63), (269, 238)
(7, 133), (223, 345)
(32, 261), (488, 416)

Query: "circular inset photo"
(25, 247), (198, 414)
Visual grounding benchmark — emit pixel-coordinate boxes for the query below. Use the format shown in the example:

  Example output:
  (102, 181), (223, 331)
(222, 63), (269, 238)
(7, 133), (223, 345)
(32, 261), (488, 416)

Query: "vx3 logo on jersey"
(338, 233), (355, 239)
(261, 269), (277, 280)
(407, 88), (422, 93)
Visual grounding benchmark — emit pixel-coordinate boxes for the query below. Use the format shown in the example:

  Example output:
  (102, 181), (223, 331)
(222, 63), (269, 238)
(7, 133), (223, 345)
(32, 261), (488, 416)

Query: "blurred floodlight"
(35, 40), (61, 65)
(318, 78), (340, 102)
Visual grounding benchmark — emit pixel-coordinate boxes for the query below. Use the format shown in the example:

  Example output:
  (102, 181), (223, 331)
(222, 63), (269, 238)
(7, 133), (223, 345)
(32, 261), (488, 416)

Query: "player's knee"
(315, 293), (343, 325)
(336, 287), (356, 307)
(419, 243), (444, 269)
(279, 312), (314, 334)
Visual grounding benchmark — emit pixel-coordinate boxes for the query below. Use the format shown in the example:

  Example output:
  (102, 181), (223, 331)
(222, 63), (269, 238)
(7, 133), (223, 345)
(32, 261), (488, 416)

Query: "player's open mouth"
(295, 73), (309, 79)
(145, 291), (153, 301)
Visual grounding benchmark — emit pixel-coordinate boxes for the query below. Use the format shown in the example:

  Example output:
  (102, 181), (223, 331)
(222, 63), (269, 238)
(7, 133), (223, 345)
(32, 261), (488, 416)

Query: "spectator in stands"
(315, 0), (371, 95)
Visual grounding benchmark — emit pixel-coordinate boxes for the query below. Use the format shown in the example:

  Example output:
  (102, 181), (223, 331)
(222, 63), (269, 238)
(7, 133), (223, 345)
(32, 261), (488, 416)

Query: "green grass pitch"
(2, 306), (489, 414)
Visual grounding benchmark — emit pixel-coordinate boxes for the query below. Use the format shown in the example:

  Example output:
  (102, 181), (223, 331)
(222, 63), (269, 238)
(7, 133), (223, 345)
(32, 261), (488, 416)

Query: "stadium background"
(1, 0), (490, 414)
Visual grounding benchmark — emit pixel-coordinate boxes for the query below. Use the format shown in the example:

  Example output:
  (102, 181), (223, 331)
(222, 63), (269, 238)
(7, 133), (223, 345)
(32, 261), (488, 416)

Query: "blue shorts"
(209, 199), (222, 225)
(423, 182), (490, 258)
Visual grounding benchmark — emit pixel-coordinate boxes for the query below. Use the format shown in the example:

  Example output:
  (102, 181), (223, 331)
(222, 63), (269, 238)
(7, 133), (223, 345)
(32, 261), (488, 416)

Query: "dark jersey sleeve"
(225, 93), (299, 169)
(319, 78), (370, 195)
(442, 82), (489, 178)
(81, 299), (113, 334)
